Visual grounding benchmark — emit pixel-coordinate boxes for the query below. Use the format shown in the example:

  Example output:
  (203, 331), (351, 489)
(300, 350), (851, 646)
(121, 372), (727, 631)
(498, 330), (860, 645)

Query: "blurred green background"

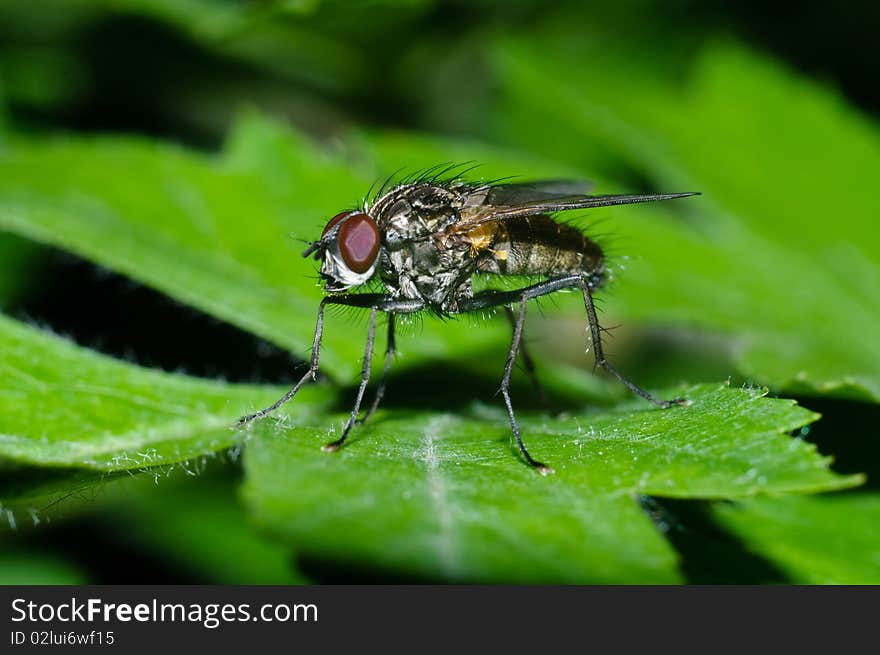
(1, 0), (879, 584)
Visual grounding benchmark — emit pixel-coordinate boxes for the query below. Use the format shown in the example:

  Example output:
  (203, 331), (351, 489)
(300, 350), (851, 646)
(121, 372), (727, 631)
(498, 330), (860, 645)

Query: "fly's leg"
(456, 274), (686, 472)
(503, 305), (547, 405)
(501, 297), (554, 475)
(458, 275), (587, 474)
(580, 280), (687, 408)
(236, 297), (331, 426)
(237, 294), (423, 446)
(322, 307), (378, 452)
(358, 313), (396, 426)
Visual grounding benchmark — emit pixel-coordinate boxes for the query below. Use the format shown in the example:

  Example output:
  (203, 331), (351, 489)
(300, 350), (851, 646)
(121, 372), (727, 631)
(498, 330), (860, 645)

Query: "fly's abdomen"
(493, 215), (604, 279)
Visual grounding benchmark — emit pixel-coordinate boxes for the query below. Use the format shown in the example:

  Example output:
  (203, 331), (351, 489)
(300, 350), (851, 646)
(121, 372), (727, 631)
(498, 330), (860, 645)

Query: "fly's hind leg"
(503, 305), (547, 405)
(501, 297), (554, 475)
(456, 274), (686, 473)
(458, 276), (584, 474)
(580, 279), (688, 408)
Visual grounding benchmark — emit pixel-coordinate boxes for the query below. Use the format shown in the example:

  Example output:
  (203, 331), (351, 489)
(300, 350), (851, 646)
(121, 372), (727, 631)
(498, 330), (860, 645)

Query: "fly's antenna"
(302, 241), (322, 259)
(301, 206), (359, 259)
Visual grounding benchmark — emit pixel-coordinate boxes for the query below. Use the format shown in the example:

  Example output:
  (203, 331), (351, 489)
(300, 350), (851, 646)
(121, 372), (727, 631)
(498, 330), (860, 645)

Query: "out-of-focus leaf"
(713, 494), (880, 584)
(0, 46), (87, 111)
(0, 234), (41, 307)
(0, 0), (438, 100)
(100, 474), (306, 584)
(486, 39), (880, 402)
(0, 549), (87, 584)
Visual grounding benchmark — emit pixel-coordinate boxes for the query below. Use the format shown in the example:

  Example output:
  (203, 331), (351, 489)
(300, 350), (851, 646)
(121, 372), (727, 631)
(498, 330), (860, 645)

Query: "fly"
(237, 168), (699, 475)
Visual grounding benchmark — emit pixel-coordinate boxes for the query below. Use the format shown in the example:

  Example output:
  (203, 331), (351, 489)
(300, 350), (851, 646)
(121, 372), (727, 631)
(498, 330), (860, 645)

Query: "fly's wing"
(454, 181), (698, 233)
(479, 180), (595, 206)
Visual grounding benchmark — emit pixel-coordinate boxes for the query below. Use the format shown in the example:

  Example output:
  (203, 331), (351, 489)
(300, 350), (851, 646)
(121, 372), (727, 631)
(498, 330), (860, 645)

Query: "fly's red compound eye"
(337, 212), (380, 273)
(322, 211), (351, 238)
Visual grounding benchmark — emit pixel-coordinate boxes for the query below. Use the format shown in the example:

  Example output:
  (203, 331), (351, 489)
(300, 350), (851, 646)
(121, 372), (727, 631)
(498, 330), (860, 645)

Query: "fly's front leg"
(501, 298), (554, 476)
(237, 294), (421, 448)
(236, 297), (331, 427)
(318, 295), (421, 451)
(580, 280), (688, 408)
(322, 307), (378, 452)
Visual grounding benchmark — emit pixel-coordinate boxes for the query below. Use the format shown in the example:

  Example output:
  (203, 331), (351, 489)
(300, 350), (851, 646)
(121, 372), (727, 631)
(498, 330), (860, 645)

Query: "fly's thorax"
(372, 183), (461, 249)
(379, 224), (476, 308)
(370, 183), (471, 305)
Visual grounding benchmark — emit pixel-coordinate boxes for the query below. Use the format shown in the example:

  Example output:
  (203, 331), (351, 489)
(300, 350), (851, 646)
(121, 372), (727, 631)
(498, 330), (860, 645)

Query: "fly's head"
(303, 210), (381, 293)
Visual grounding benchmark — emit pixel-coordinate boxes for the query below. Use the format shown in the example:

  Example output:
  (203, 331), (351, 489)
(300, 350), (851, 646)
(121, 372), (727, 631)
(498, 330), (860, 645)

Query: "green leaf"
(243, 383), (859, 583)
(487, 38), (880, 402)
(4, 308), (858, 582)
(0, 549), (87, 584)
(0, 312), (325, 470)
(713, 494), (880, 584)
